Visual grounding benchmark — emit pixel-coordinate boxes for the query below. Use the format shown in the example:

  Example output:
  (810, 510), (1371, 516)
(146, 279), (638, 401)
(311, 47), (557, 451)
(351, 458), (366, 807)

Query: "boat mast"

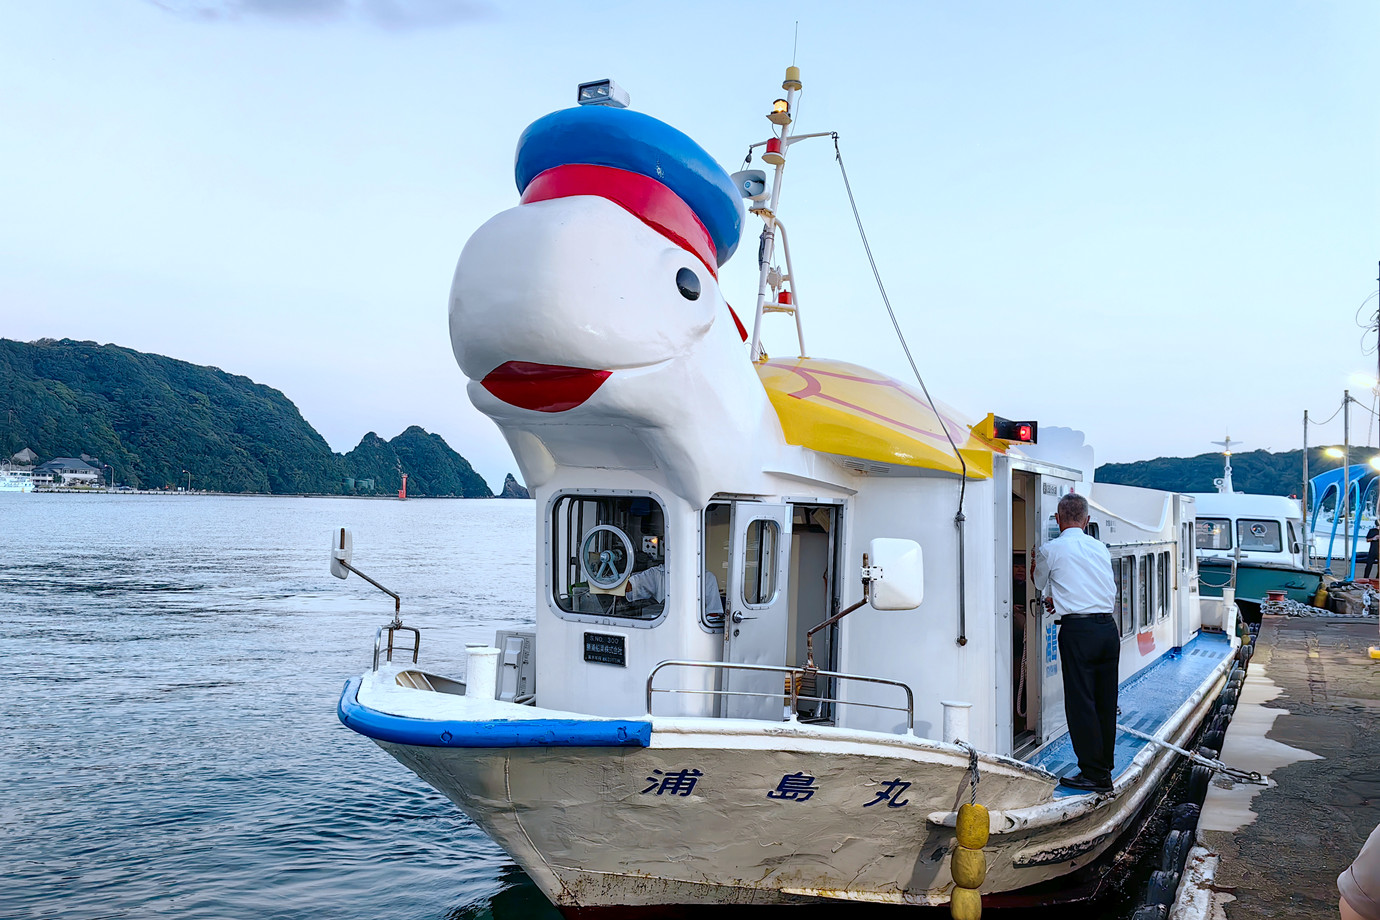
(1212, 436), (1238, 494)
(745, 68), (833, 361)
(748, 67), (803, 360)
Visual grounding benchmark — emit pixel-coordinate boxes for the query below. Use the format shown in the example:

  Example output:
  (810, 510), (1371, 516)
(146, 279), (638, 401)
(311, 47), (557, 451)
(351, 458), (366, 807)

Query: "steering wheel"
(579, 525), (635, 590)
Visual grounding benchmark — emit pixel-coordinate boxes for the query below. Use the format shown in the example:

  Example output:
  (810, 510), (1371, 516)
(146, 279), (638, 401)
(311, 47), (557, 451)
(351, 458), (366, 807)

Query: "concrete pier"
(1178, 615), (1380, 920)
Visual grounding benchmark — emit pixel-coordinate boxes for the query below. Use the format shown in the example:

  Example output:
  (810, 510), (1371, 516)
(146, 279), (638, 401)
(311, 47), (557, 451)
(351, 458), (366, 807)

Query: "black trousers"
(1058, 616), (1120, 785)
(1364, 549), (1377, 579)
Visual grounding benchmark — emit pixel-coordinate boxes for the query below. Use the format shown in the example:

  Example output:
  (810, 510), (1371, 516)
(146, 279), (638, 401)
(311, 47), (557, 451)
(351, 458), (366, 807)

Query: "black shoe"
(1059, 772), (1113, 793)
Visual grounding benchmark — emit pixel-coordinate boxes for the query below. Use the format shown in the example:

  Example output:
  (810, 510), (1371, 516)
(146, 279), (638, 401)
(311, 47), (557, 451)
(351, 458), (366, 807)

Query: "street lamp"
(182, 469), (191, 492)
(1326, 447), (1346, 459)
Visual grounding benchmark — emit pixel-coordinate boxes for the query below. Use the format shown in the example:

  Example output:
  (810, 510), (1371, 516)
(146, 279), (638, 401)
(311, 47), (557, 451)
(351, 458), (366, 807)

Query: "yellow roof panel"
(756, 357), (1000, 478)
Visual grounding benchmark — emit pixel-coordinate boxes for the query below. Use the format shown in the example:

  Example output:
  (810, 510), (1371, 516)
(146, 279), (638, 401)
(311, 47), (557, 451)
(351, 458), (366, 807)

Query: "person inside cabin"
(626, 564), (724, 618)
(1031, 492), (1119, 794)
(1364, 527), (1379, 580)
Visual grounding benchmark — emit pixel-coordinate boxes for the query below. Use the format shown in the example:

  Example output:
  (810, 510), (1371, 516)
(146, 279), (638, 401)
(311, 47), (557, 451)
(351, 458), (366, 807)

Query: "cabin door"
(1010, 469), (1040, 755)
(723, 502), (793, 720)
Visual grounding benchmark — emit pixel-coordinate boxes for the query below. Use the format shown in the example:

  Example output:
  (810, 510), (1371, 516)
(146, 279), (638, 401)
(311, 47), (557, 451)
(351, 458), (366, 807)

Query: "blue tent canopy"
(1309, 465), (1378, 509)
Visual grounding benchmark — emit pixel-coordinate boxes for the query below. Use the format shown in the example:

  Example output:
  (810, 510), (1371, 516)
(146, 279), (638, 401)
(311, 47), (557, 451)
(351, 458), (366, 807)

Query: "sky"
(2, 1), (1378, 490)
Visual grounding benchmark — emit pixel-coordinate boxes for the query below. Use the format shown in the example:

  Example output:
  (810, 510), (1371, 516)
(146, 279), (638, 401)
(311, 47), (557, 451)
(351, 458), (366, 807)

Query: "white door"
(723, 502), (793, 720)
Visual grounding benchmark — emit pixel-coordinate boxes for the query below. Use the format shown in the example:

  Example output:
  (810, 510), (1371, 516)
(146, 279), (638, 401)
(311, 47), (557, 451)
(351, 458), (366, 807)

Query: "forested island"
(1097, 446), (1374, 497)
(6, 337), (1366, 500)
(0, 338), (512, 497)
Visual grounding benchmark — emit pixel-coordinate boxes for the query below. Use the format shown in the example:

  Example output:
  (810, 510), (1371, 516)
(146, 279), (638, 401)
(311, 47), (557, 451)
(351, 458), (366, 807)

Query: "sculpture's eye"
(676, 267), (701, 301)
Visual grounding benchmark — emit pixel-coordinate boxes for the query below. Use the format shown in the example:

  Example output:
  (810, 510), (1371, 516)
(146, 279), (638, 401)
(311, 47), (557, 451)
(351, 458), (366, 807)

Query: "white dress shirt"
(1032, 527), (1116, 615)
(625, 564), (723, 615)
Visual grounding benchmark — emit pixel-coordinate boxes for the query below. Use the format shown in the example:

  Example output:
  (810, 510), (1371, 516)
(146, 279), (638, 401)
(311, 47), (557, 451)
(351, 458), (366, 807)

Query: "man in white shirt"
(626, 564), (724, 617)
(1032, 492), (1119, 794)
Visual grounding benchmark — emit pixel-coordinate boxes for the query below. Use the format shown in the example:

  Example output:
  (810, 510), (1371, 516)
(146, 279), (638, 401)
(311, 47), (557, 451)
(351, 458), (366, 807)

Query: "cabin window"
(1116, 556), (1135, 637)
(742, 519), (781, 606)
(549, 492), (668, 623)
(1237, 519), (1282, 553)
(1084, 521), (1100, 539)
(1196, 518), (1231, 551)
(1138, 555), (1152, 629)
(702, 504), (731, 629)
(1287, 521), (1299, 554)
(1158, 550), (1171, 619)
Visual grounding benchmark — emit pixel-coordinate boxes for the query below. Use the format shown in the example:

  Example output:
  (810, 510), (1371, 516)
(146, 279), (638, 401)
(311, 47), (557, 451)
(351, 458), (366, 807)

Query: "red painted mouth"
(480, 361), (611, 413)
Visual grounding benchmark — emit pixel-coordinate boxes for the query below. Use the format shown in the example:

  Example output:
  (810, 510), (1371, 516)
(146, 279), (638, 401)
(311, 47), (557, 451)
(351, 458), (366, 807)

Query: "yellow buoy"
(1313, 584), (1329, 608)
(952, 845), (987, 889)
(956, 802), (990, 849)
(950, 884), (982, 920)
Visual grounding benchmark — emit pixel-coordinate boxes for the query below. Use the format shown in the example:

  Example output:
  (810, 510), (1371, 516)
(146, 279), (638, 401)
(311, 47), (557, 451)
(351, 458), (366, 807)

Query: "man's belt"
(1055, 612), (1113, 624)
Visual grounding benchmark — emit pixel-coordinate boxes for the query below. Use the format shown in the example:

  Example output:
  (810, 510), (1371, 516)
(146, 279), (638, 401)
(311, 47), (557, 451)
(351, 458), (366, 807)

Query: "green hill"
(1097, 447), (1380, 499)
(0, 338), (493, 496)
(343, 427), (491, 497)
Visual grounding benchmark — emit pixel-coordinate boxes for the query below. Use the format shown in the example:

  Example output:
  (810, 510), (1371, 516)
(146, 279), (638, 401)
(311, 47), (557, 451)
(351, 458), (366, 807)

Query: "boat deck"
(1031, 630), (1233, 796)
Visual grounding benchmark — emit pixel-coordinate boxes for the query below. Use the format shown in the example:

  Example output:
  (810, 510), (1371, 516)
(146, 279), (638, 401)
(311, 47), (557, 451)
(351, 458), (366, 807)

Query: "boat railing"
(645, 659), (914, 732)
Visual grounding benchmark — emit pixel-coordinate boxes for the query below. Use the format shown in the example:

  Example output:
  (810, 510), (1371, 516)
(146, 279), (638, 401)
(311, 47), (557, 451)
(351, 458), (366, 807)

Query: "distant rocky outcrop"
(344, 426), (492, 498)
(0, 338), (495, 496)
(500, 473), (531, 499)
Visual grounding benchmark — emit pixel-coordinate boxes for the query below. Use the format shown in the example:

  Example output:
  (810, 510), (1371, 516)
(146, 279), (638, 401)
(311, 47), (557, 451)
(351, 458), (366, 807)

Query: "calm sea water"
(0, 492), (562, 920)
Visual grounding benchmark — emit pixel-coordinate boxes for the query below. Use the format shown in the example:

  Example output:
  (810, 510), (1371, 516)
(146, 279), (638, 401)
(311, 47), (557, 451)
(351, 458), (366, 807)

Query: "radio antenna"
(792, 22), (799, 64)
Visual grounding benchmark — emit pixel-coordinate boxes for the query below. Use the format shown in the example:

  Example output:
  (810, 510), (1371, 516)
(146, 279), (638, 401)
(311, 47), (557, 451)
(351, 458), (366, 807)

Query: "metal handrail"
(645, 659), (914, 731)
(373, 623), (420, 670)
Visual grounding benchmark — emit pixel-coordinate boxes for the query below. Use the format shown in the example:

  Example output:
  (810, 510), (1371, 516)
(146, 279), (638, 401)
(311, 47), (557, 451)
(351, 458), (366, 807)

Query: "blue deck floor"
(1029, 629), (1233, 797)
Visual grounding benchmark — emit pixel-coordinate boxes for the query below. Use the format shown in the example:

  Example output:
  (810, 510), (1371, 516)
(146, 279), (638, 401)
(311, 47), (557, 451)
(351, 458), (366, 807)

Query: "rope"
(832, 134), (968, 494)
(1114, 723), (1265, 786)
(1015, 648), (1027, 719)
(959, 742), (980, 805)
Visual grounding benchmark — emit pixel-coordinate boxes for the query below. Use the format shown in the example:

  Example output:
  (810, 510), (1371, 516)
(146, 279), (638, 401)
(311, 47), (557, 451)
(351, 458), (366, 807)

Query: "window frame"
(1138, 554), (1153, 630)
(1237, 518), (1283, 554)
(1117, 555), (1135, 638)
(740, 517), (782, 608)
(1196, 517), (1233, 551)
(700, 502), (731, 632)
(544, 489), (671, 629)
(1158, 549), (1171, 620)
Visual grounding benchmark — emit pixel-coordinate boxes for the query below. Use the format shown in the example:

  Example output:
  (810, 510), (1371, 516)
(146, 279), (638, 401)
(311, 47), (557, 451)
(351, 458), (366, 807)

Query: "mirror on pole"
(866, 538), (924, 611)
(330, 527), (354, 580)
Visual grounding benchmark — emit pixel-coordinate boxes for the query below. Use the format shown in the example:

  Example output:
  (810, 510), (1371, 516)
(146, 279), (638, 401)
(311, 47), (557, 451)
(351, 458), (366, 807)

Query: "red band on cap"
(521, 164), (719, 278)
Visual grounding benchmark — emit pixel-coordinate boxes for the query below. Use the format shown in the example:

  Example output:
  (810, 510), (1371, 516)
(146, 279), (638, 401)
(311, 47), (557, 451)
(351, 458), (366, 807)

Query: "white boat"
(337, 69), (1240, 912)
(0, 466), (34, 493)
(1189, 439), (1321, 611)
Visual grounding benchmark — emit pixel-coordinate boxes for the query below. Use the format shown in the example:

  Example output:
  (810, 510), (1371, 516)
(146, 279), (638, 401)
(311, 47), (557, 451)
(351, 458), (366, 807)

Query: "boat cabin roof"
(756, 357), (1001, 478)
(1188, 492), (1301, 521)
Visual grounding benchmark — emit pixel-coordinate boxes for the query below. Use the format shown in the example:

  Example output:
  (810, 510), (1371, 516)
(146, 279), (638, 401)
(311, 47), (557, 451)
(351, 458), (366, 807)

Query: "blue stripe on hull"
(337, 678), (652, 748)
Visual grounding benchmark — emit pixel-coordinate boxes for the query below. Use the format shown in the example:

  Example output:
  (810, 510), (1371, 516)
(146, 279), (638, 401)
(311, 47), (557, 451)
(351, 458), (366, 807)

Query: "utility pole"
(1303, 410), (1311, 567)
(1345, 390), (1352, 570)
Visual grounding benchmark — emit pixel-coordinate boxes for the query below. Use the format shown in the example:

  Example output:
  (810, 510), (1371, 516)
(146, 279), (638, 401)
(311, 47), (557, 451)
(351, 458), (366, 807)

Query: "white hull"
(344, 653), (1231, 910)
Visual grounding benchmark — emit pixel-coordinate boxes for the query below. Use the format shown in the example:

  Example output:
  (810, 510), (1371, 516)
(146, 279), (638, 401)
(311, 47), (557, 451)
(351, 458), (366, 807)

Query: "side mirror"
(867, 538), (924, 610)
(330, 527), (353, 580)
